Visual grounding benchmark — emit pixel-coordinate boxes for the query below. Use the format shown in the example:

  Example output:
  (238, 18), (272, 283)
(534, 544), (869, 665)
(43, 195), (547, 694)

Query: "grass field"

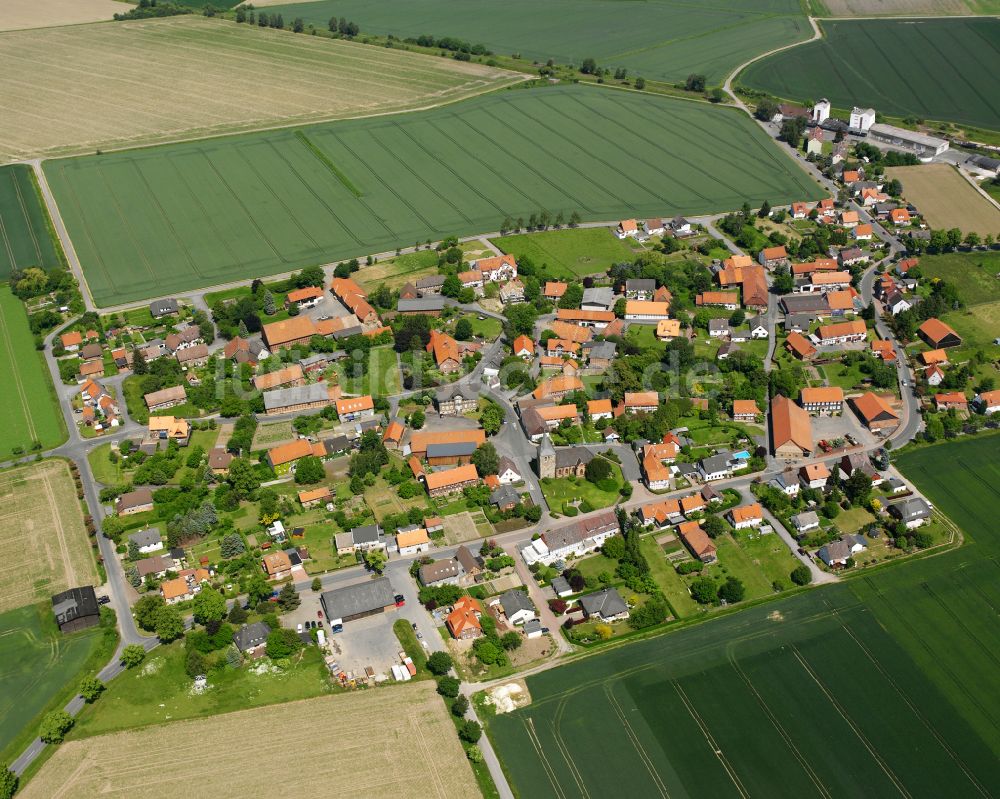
(489, 436), (1000, 797)
(355, 249), (440, 293)
(47, 85), (822, 307)
(26, 681), (479, 799)
(886, 164), (1000, 237)
(265, 0), (811, 85)
(0, 16), (518, 163)
(0, 164), (62, 280)
(741, 18), (1000, 132)
(917, 250), (1000, 305)
(337, 345), (401, 396)
(0, 604), (107, 761)
(0, 288), (67, 454)
(493, 227), (641, 279)
(0, 460), (98, 614)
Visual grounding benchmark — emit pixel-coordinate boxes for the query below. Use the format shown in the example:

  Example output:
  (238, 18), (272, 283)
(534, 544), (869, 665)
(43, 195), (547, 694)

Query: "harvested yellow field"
(887, 164), (1000, 238)
(0, 460), (97, 613)
(21, 682), (479, 799)
(0, 0), (131, 32)
(0, 16), (521, 163)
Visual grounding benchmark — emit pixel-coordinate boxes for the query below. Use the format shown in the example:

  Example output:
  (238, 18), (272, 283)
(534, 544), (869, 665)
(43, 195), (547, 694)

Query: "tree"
(481, 403), (504, 435)
(427, 650), (454, 675)
(690, 577), (717, 604)
(601, 534), (625, 560)
(685, 73), (706, 92)
(702, 515), (727, 539)
(754, 99), (779, 121)
(262, 289), (276, 316)
(79, 675), (105, 703)
(185, 647), (207, 678)
(227, 457), (261, 498)
(437, 676), (461, 698)
(452, 693), (470, 716)
(584, 457), (612, 484)
(455, 318), (473, 340)
(311, 577), (323, 592)
(458, 719), (482, 743)
(192, 587), (227, 626)
(228, 603), (248, 624)
(0, 765), (16, 799)
(220, 532), (245, 558)
(277, 582), (301, 611)
(39, 710), (74, 743)
(243, 572), (271, 606)
(500, 631), (523, 650)
(717, 576), (746, 604)
(293, 455), (325, 484)
(155, 605), (185, 642)
(634, 76), (646, 90)
(121, 644), (146, 668)
(790, 564), (812, 586)
(134, 594), (165, 631)
(364, 548), (387, 574)
(844, 470), (873, 506)
(779, 117), (807, 148)
(580, 57), (597, 75)
(471, 442), (499, 476)
(410, 409), (425, 430)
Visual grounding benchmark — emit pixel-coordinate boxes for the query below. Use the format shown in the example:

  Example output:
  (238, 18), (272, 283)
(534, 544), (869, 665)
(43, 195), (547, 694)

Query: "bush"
(265, 627), (301, 659)
(437, 676), (461, 698)
(790, 564), (812, 586)
(675, 560), (703, 575)
(690, 577), (717, 604)
(0, 765), (17, 799)
(427, 650), (454, 676)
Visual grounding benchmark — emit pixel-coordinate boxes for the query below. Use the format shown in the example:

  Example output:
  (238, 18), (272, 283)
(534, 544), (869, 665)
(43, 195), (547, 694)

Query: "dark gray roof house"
(415, 275), (446, 291)
(784, 313), (818, 333)
(708, 319), (730, 336)
(578, 587), (629, 621)
(625, 278), (656, 294)
(149, 298), (179, 318)
(127, 528), (162, 550)
(889, 498), (931, 524)
(331, 324), (364, 340)
(490, 485), (521, 508)
(398, 297), (446, 314)
(586, 341), (617, 362)
(323, 435), (351, 455)
(426, 441), (478, 459)
(781, 294), (830, 315)
(321, 577), (397, 624)
(52, 586), (100, 632)
(232, 621), (271, 652)
(499, 589), (534, 616)
(350, 524), (383, 546)
(418, 558), (464, 586)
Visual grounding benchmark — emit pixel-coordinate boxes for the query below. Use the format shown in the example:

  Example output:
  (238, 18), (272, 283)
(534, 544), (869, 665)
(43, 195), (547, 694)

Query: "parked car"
(97, 595), (111, 605)
(317, 610), (323, 619)
(296, 623), (303, 633)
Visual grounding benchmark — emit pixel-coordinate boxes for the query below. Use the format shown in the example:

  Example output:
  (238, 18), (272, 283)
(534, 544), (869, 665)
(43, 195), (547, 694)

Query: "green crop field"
(46, 86), (822, 307)
(0, 165), (62, 280)
(265, 0), (811, 85)
(741, 18), (1000, 132)
(0, 287), (67, 454)
(0, 604), (107, 762)
(489, 436), (1000, 798)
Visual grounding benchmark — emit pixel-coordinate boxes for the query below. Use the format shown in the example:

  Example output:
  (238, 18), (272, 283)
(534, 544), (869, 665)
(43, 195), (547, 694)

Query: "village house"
(758, 246), (789, 270)
(934, 392), (969, 412)
(266, 438), (326, 475)
(578, 587), (630, 623)
(800, 386), (844, 415)
(335, 394), (375, 422)
(148, 416), (190, 445)
(446, 596), (483, 639)
(298, 486), (332, 509)
(556, 308), (615, 329)
(615, 219), (639, 239)
(519, 510), (618, 565)
(117, 487), (154, 516)
(128, 527), (163, 555)
(656, 318), (681, 341)
(642, 441), (678, 490)
(785, 332), (817, 361)
(493, 590), (536, 626)
(637, 498), (683, 528)
(732, 399), (761, 423)
(817, 534), (867, 568)
(285, 285), (324, 310)
(816, 320), (867, 347)
(889, 498), (932, 529)
(436, 385), (478, 416)
(623, 391), (658, 414)
(625, 278), (657, 300)
(512, 335), (535, 360)
(161, 569), (211, 604)
(263, 383), (338, 416)
(532, 375), (584, 402)
(396, 526), (431, 556)
(624, 300), (671, 321)
(421, 463), (480, 497)
(677, 521), (717, 563)
(800, 462), (830, 490)
(771, 395), (813, 458)
(543, 281), (567, 301)
(695, 291), (739, 311)
(253, 364), (305, 392)
(144, 385), (187, 412)
(727, 503), (763, 530)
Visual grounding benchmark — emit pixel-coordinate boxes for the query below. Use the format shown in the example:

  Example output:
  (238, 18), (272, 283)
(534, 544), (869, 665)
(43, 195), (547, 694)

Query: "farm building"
(771, 395), (813, 458)
(320, 577), (399, 627)
(51, 586), (100, 633)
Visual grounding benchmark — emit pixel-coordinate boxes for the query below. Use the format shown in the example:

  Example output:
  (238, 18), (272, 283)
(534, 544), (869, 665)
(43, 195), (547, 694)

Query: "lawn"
(46, 85), (823, 307)
(70, 639), (335, 738)
(740, 18), (1000, 132)
(916, 250), (1000, 306)
(0, 287), (67, 454)
(639, 535), (700, 618)
(0, 603), (113, 764)
(539, 460), (624, 513)
(2, 16), (517, 163)
(87, 442), (132, 485)
(0, 164), (63, 279)
(337, 345), (401, 396)
(625, 323), (665, 354)
(493, 227), (642, 280)
(354, 249), (440, 293)
(265, 0), (810, 85)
